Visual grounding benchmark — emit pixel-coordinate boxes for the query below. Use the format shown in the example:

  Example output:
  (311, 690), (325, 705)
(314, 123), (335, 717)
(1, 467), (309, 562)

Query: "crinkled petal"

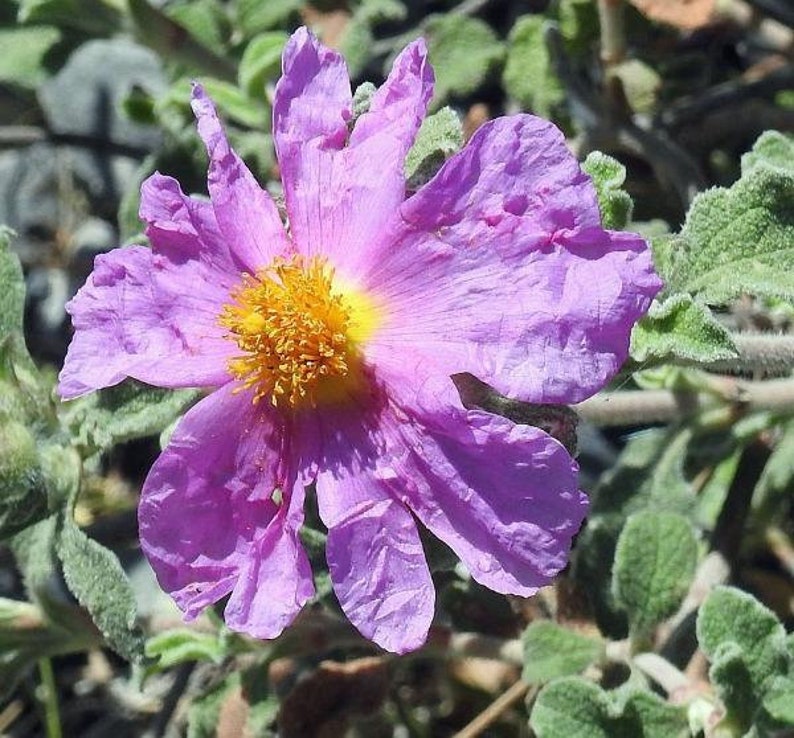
(59, 244), (234, 399)
(224, 480), (314, 640)
(361, 115), (662, 404)
(139, 384), (296, 619)
(191, 84), (291, 272)
(299, 402), (435, 653)
(380, 373), (588, 595)
(273, 28), (433, 276)
(139, 172), (239, 280)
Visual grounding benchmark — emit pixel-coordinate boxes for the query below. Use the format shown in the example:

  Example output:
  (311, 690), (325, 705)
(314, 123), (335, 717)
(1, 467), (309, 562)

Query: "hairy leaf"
(0, 228), (25, 346)
(630, 294), (738, 365)
(522, 621), (605, 684)
(612, 511), (698, 637)
(530, 677), (688, 737)
(582, 151), (633, 230)
(502, 16), (563, 117)
(697, 586), (790, 731)
(405, 106), (463, 189)
(61, 380), (199, 453)
(56, 520), (145, 662)
(0, 421), (47, 540)
(423, 15), (504, 103)
(664, 133), (794, 302)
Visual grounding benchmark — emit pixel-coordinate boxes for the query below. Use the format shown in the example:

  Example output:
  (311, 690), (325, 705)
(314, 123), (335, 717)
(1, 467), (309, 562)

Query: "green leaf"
(753, 417), (794, 518)
(0, 26), (61, 88)
(522, 621), (605, 683)
(166, 0), (229, 55)
(581, 151), (633, 230)
(239, 32), (287, 98)
(763, 677), (794, 724)
(404, 106), (463, 189)
(697, 587), (789, 731)
(530, 677), (688, 738)
(630, 294), (739, 365)
(665, 132), (794, 303)
(502, 16), (563, 117)
(424, 15), (504, 103)
(199, 78), (268, 129)
(146, 628), (226, 671)
(187, 672), (239, 738)
(741, 130), (794, 176)
(0, 421), (47, 540)
(608, 59), (661, 114)
(0, 228), (25, 346)
(17, 0), (122, 36)
(235, 0), (300, 37)
(56, 518), (145, 662)
(60, 379), (199, 453)
(612, 511), (698, 638)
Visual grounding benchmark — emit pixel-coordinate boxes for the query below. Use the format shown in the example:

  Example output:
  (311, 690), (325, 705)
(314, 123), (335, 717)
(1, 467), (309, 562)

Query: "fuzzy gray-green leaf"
(56, 520), (145, 662)
(61, 380), (199, 453)
(405, 107), (463, 189)
(0, 228), (25, 346)
(522, 621), (605, 684)
(0, 421), (48, 540)
(582, 151), (633, 230)
(612, 511), (698, 637)
(424, 15), (504, 103)
(697, 586), (788, 697)
(530, 677), (688, 738)
(665, 132), (794, 303)
(502, 16), (563, 117)
(630, 294), (738, 365)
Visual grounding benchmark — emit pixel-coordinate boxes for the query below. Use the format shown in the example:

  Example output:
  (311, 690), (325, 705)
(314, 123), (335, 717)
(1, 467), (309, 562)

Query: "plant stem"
(576, 377), (794, 426)
(453, 680), (533, 738)
(706, 333), (794, 375)
(597, 0), (626, 66)
(37, 658), (62, 738)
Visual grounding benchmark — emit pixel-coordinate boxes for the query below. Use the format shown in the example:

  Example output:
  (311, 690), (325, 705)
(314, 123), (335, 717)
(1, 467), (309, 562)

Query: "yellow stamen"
(219, 255), (379, 408)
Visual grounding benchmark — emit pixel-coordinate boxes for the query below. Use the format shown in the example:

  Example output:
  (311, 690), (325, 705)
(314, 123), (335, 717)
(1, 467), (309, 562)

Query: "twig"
(706, 333), (794, 375)
(453, 680), (533, 738)
(575, 377), (794, 426)
(632, 653), (691, 695)
(596, 0), (626, 66)
(37, 658), (62, 738)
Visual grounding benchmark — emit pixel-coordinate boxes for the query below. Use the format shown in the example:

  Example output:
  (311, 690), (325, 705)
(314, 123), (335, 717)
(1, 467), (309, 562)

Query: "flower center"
(220, 255), (377, 408)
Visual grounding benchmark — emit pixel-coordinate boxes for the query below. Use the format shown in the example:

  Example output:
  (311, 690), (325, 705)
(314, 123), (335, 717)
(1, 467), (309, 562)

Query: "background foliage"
(0, 0), (793, 735)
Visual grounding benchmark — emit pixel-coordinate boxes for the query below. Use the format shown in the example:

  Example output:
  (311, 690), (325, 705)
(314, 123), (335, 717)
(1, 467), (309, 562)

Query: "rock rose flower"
(59, 28), (661, 653)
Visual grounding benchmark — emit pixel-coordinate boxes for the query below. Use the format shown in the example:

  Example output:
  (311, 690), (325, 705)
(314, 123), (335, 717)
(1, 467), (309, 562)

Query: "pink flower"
(59, 28), (661, 653)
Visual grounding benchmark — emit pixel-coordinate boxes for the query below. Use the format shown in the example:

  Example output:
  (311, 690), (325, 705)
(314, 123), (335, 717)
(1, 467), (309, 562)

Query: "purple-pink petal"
(273, 28), (433, 277)
(312, 415), (434, 652)
(139, 383), (312, 631)
(191, 84), (291, 273)
(377, 374), (588, 595)
(224, 481), (314, 639)
(359, 115), (661, 404)
(59, 243), (234, 399)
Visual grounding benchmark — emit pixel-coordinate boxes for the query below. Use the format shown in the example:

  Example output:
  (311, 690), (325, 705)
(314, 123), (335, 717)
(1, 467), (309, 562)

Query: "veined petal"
(361, 115), (662, 404)
(380, 373), (588, 595)
(138, 384), (308, 622)
(298, 402), (435, 654)
(59, 244), (234, 399)
(224, 480), (314, 640)
(273, 28), (433, 276)
(191, 84), (291, 273)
